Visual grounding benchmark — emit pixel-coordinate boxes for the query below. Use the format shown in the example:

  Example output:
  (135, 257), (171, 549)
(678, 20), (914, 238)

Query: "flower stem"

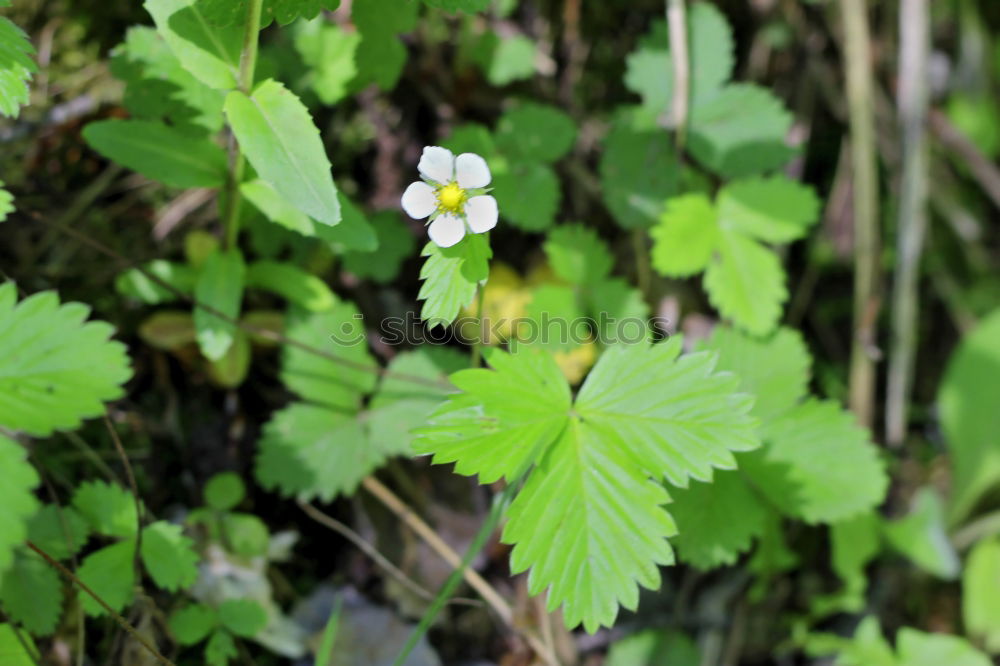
(222, 0), (264, 250)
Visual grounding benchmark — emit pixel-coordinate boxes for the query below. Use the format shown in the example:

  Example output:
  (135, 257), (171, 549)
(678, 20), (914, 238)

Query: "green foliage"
(224, 79), (342, 226)
(829, 512), (881, 610)
(170, 604), (216, 645)
(491, 161), (559, 231)
(140, 521), (199, 591)
(884, 488), (960, 579)
(116, 260), (196, 305)
(72, 480), (138, 538)
(0, 185), (12, 221)
(605, 629), (700, 666)
(77, 538), (137, 616)
(82, 119), (228, 188)
(194, 249), (246, 361)
(964, 538), (1000, 652)
(342, 212), (414, 283)
(651, 177), (819, 335)
(293, 19), (360, 105)
(195, 0), (341, 27)
(217, 598), (267, 637)
(0, 550), (61, 635)
(495, 104), (576, 162)
(543, 224), (613, 285)
(145, 0), (243, 90)
(415, 340), (758, 630)
(205, 472), (246, 511)
(0, 436), (38, 578)
(938, 308), (1000, 522)
(422, 0), (490, 13)
(0, 16), (36, 117)
(0, 624), (37, 665)
(810, 618), (992, 666)
(26, 505), (89, 560)
(0, 283), (132, 436)
(245, 260), (336, 311)
(418, 234), (491, 328)
(205, 629), (238, 665)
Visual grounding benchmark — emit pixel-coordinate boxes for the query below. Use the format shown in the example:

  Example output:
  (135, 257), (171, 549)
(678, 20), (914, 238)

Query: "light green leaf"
(806, 616), (897, 666)
(745, 400), (887, 524)
(0, 283), (132, 436)
(241, 178), (314, 236)
(245, 260), (336, 312)
(82, 119), (228, 188)
(204, 472), (245, 511)
(115, 260), (196, 305)
(599, 111), (678, 229)
(293, 19), (359, 105)
(831, 511), (881, 598)
(145, 0), (242, 89)
(0, 550), (62, 635)
(416, 340), (759, 630)
(484, 35), (535, 84)
(0, 186), (12, 222)
(0, 435), (38, 578)
(169, 604), (217, 645)
(72, 480), (138, 538)
(225, 79), (341, 226)
(669, 469), (766, 569)
(418, 234), (491, 329)
(884, 488), (960, 579)
(606, 629), (700, 666)
(897, 628), (992, 666)
(194, 249), (246, 361)
(939, 308), (1000, 522)
(422, 0), (489, 11)
(963, 538), (1000, 653)
(520, 284), (585, 353)
(26, 505), (89, 561)
(584, 278), (650, 346)
(205, 628), (237, 665)
(0, 624), (37, 666)
(280, 302), (377, 410)
(218, 598), (267, 638)
(220, 513), (269, 558)
(77, 539), (136, 616)
(703, 230), (786, 336)
(650, 193), (719, 277)
(496, 103), (576, 163)
(206, 330), (250, 388)
(342, 212), (414, 283)
(717, 176), (820, 243)
(140, 521), (199, 591)
(491, 161), (559, 231)
(0, 17), (37, 118)
(543, 224), (612, 286)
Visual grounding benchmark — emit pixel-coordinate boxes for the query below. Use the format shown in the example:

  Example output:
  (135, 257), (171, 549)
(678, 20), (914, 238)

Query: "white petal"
(465, 195), (498, 233)
(427, 214), (466, 248)
(455, 152), (491, 189)
(401, 181), (437, 219)
(418, 146), (454, 184)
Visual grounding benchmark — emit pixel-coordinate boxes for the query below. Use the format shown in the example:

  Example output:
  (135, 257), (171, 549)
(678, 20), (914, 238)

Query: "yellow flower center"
(436, 182), (466, 214)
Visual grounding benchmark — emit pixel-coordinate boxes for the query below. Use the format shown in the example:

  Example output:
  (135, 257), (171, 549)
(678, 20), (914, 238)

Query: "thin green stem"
(222, 0), (264, 249)
(470, 285), (487, 368)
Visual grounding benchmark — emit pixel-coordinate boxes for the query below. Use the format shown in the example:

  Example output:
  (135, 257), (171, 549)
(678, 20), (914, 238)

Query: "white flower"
(401, 146), (499, 248)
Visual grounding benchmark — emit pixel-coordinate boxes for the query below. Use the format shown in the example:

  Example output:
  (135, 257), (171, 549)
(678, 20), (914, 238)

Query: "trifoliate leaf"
(744, 400), (887, 524)
(624, 5), (733, 116)
(115, 260), (196, 305)
(600, 112), (678, 229)
(543, 224), (613, 285)
(492, 161), (559, 231)
(422, 0), (488, 11)
(245, 261), (336, 312)
(483, 35), (535, 84)
(897, 628), (992, 666)
(72, 480), (138, 538)
(963, 538), (1000, 652)
(884, 488), (960, 579)
(204, 472), (245, 511)
(938, 308), (1000, 522)
(280, 302), (377, 410)
(698, 326), (810, 422)
(205, 629), (237, 665)
(0, 283), (133, 436)
(418, 234), (491, 329)
(605, 629), (700, 666)
(703, 230), (786, 336)
(496, 103), (576, 163)
(218, 598), (267, 637)
(194, 249), (246, 362)
(0, 550), (62, 635)
(669, 469), (767, 569)
(717, 176), (820, 243)
(140, 521), (199, 591)
(342, 212), (414, 283)
(415, 340), (759, 630)
(0, 624), (37, 666)
(688, 84), (796, 178)
(224, 79), (341, 226)
(145, 0), (242, 90)
(0, 17), (37, 118)
(650, 193), (719, 277)
(170, 604), (217, 645)
(26, 505), (89, 561)
(293, 20), (359, 105)
(83, 119), (228, 189)
(77, 539), (136, 616)
(0, 435), (38, 577)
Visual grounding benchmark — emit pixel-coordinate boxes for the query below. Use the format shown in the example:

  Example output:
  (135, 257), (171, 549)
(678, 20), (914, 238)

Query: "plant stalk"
(666, 0), (689, 150)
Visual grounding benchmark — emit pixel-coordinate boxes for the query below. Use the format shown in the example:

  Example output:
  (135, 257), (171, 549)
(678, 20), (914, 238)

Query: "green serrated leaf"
(964, 538), (1000, 652)
(600, 112), (678, 230)
(418, 234), (491, 329)
(194, 249), (246, 361)
(703, 230), (786, 336)
(520, 284), (585, 353)
(72, 480), (138, 538)
(196, 0), (341, 26)
(543, 224), (612, 285)
(294, 19), (359, 105)
(0, 17), (37, 118)
(0, 436), (38, 578)
(491, 161), (559, 231)
(650, 193), (718, 277)
(884, 488), (960, 579)
(77, 539), (136, 616)
(717, 176), (820, 243)
(145, 0), (243, 89)
(225, 79), (341, 226)
(218, 598), (267, 637)
(204, 472), (245, 511)
(496, 103), (576, 163)
(416, 340), (758, 630)
(0, 550), (62, 635)
(245, 260), (336, 312)
(26, 505), (89, 561)
(140, 521), (199, 591)
(0, 283), (133, 436)
(170, 604), (217, 645)
(83, 119), (228, 188)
